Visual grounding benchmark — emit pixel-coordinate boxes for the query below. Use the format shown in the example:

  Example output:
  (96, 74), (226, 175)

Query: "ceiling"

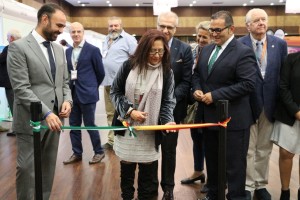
(64, 0), (286, 7)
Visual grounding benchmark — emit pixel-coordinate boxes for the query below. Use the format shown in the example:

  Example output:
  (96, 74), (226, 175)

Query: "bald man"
(63, 22), (106, 165)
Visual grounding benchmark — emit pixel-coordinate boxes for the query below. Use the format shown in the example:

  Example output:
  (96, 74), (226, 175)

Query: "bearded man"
(101, 16), (137, 149)
(7, 3), (72, 199)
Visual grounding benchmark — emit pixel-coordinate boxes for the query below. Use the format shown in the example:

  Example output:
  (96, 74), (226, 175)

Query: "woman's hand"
(295, 111), (300, 121)
(130, 110), (148, 123)
(165, 122), (176, 133)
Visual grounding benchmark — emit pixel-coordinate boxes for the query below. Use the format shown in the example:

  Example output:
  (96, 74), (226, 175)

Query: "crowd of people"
(1, 2), (299, 200)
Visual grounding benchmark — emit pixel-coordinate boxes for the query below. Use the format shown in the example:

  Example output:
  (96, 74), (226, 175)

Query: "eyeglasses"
(158, 24), (176, 31)
(208, 26), (230, 34)
(149, 48), (165, 55)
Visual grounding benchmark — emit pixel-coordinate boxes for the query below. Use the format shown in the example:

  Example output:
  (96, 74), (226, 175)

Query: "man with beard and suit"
(0, 29), (21, 136)
(7, 3), (72, 199)
(63, 22), (106, 165)
(239, 8), (287, 200)
(101, 16), (137, 150)
(156, 11), (194, 200)
(192, 10), (257, 200)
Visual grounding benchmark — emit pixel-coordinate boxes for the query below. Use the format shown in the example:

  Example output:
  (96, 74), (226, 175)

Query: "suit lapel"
(52, 43), (63, 84)
(265, 35), (275, 80)
(208, 39), (236, 78)
(244, 35), (263, 80)
(76, 42), (88, 68)
(27, 34), (54, 83)
(170, 38), (180, 65)
(202, 45), (214, 78)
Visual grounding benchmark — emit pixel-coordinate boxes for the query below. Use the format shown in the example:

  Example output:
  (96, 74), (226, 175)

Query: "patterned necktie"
(42, 41), (56, 82)
(208, 46), (221, 74)
(256, 41), (263, 64)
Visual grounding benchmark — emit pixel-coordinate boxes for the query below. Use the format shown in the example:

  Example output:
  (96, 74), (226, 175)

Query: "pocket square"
(176, 59), (183, 62)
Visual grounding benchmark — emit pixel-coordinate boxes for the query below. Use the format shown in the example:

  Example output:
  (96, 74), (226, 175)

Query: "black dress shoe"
(6, 131), (16, 136)
(63, 154), (82, 165)
(181, 173), (205, 184)
(162, 190), (174, 200)
(255, 188), (271, 200)
(280, 189), (290, 200)
(201, 184), (209, 193)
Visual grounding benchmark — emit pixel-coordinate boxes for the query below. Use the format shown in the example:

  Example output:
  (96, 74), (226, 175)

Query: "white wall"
(0, 0), (37, 118)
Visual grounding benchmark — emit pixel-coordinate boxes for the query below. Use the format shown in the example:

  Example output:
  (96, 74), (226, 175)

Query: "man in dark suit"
(7, 4), (72, 199)
(0, 29), (21, 136)
(239, 8), (287, 200)
(192, 11), (257, 200)
(63, 22), (105, 165)
(157, 11), (194, 200)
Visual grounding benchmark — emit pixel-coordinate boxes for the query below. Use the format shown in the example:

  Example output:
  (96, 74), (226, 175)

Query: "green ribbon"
(128, 126), (137, 138)
(41, 125), (128, 131)
(29, 121), (136, 137)
(30, 120), (41, 132)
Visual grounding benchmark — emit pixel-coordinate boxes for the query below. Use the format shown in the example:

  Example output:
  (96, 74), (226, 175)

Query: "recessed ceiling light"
(270, 2), (274, 5)
(109, 3), (112, 6)
(106, 1), (110, 3)
(189, 3), (193, 6)
(243, 3), (247, 6)
(193, 0), (196, 3)
(81, 4), (85, 6)
(250, 0), (254, 3)
(136, 3), (139, 6)
(77, 1), (81, 3)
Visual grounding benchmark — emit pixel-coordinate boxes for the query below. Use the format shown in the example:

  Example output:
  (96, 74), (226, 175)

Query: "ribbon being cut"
(30, 118), (231, 137)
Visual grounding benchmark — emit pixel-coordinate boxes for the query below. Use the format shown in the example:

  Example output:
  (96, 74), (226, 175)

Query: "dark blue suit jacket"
(170, 38), (193, 122)
(239, 34), (287, 122)
(66, 41), (105, 104)
(192, 37), (257, 130)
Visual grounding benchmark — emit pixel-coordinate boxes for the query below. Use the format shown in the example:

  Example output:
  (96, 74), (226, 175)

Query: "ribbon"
(30, 118), (231, 136)
(30, 120), (41, 132)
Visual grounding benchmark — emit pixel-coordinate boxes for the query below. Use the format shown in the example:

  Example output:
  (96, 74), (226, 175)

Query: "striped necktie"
(208, 46), (221, 74)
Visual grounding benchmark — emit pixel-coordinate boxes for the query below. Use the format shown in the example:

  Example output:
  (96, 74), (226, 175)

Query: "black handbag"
(112, 111), (126, 136)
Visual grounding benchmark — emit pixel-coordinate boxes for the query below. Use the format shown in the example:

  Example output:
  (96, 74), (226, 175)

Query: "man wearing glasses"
(192, 11), (257, 200)
(156, 11), (194, 200)
(239, 8), (287, 200)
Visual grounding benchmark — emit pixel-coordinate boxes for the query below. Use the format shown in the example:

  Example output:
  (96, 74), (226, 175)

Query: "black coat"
(0, 45), (12, 88)
(274, 52), (300, 126)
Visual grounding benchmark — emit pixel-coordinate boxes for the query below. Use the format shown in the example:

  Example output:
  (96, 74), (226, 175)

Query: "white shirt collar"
(32, 29), (47, 44)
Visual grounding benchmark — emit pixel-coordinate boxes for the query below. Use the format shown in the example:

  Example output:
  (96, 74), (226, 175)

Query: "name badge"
(71, 70), (77, 80)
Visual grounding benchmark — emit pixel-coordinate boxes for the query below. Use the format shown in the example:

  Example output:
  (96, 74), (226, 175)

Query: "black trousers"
(160, 131), (179, 192)
(204, 128), (250, 200)
(120, 161), (158, 200)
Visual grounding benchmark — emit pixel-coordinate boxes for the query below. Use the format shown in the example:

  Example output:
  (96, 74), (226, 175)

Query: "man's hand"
(201, 92), (213, 105)
(193, 90), (204, 101)
(59, 101), (72, 118)
(45, 113), (62, 132)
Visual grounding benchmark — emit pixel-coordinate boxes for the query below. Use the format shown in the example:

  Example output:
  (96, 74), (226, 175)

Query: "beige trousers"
(104, 86), (115, 145)
(246, 110), (274, 191)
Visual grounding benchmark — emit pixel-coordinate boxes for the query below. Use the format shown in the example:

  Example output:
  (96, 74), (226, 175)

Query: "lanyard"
(258, 40), (267, 65)
(72, 48), (81, 70)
